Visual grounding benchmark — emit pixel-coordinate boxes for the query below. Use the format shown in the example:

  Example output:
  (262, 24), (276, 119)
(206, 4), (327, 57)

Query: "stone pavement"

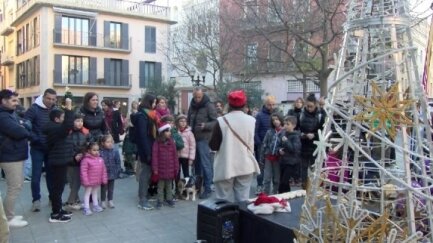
(1, 176), (204, 243)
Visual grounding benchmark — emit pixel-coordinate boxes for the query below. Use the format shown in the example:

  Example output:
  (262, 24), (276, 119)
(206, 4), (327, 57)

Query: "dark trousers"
(255, 145), (264, 187)
(31, 148), (52, 202)
(279, 164), (299, 193)
(300, 153), (315, 189)
(179, 158), (190, 178)
(47, 164), (67, 214)
(101, 179), (115, 201)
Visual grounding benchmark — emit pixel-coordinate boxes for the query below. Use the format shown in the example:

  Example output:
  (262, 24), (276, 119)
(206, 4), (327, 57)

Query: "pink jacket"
(152, 138), (179, 180)
(80, 153), (108, 187)
(178, 127), (196, 160)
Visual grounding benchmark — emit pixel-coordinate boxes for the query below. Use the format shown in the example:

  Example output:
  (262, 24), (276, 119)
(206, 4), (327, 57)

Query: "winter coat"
(80, 153), (108, 187)
(24, 95), (56, 151)
(80, 106), (106, 142)
(104, 108), (124, 143)
(260, 128), (282, 163)
(99, 148), (121, 180)
(254, 106), (272, 146)
(171, 127), (185, 150)
(132, 109), (156, 164)
(209, 111), (260, 182)
(43, 110), (75, 166)
(278, 130), (301, 165)
(178, 127), (196, 160)
(151, 138), (179, 180)
(187, 94), (218, 141)
(122, 130), (137, 155)
(0, 106), (30, 162)
(298, 107), (326, 156)
(69, 127), (90, 166)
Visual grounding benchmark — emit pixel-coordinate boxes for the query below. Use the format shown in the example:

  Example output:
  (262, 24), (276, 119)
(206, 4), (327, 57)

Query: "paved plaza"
(1, 176), (202, 243)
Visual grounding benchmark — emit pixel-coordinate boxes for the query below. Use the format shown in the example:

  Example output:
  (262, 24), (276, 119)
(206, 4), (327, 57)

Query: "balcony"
(1, 54), (15, 66)
(13, 0), (171, 26)
(53, 30), (131, 53)
(53, 70), (131, 89)
(0, 16), (15, 36)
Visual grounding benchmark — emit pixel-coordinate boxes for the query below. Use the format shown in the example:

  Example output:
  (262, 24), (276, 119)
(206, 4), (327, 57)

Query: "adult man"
(209, 90), (260, 202)
(25, 88), (57, 212)
(254, 96), (277, 193)
(187, 87), (217, 199)
(0, 89), (31, 228)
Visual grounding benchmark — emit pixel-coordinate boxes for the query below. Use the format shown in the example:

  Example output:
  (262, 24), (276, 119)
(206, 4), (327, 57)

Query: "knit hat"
(158, 122), (171, 133)
(228, 90), (247, 108)
(175, 114), (187, 123)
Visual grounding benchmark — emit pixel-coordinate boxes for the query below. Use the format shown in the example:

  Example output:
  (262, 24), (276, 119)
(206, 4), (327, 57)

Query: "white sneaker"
(12, 215), (24, 220)
(8, 217), (28, 228)
(101, 201), (107, 209)
(108, 200), (115, 208)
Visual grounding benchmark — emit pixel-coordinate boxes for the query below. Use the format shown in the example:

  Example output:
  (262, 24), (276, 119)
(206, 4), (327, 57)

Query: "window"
(109, 22), (121, 48)
(104, 58), (129, 86)
(61, 55), (90, 84)
(287, 79), (319, 92)
(139, 61), (162, 88)
(17, 29), (23, 55)
(244, 0), (258, 19)
(109, 59), (122, 85)
(145, 26), (156, 53)
(246, 43), (258, 66)
(34, 17), (39, 47)
(16, 55), (39, 89)
(268, 41), (283, 71)
(61, 16), (89, 46)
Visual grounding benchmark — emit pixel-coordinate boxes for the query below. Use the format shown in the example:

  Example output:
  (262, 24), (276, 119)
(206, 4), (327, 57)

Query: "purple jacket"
(80, 153), (108, 187)
(152, 138), (179, 180)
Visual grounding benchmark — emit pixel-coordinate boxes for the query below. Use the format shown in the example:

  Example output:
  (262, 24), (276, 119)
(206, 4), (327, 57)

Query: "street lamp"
(190, 70), (205, 86)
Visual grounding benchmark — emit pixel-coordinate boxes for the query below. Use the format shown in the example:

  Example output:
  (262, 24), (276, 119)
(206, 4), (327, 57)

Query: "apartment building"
(0, 0), (174, 109)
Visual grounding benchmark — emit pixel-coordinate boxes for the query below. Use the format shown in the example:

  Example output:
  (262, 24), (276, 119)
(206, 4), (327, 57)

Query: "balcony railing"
(53, 70), (131, 88)
(53, 30), (131, 52)
(15, 0), (170, 25)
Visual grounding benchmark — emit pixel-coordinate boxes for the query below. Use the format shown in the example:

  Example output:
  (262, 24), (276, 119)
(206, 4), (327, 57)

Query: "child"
(43, 101), (74, 223)
(99, 135), (121, 208)
(278, 116), (302, 193)
(152, 122), (179, 209)
(80, 142), (108, 215)
(65, 113), (89, 211)
(161, 115), (184, 151)
(261, 113), (284, 195)
(175, 114), (196, 178)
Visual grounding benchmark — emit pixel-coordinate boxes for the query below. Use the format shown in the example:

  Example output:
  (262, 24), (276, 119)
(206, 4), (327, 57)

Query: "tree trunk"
(320, 75), (328, 97)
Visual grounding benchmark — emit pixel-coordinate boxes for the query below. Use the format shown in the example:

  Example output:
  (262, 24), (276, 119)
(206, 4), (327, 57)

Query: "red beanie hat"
(227, 90), (247, 108)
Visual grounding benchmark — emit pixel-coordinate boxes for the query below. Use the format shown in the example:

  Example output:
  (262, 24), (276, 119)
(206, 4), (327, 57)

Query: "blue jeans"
(30, 148), (52, 202)
(23, 145), (32, 179)
(194, 140), (213, 193)
(255, 145), (264, 187)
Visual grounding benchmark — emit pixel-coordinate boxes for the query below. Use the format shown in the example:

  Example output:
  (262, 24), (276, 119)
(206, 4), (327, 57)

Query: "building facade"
(0, 0), (174, 109)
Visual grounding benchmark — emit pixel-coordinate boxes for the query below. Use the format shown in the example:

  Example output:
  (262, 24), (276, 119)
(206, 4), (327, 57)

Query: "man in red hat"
(209, 90), (260, 202)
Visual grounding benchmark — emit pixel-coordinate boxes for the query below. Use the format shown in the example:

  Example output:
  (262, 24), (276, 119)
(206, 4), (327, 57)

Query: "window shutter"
(54, 14), (62, 43)
(145, 26), (156, 53)
(89, 19), (97, 46)
(150, 27), (156, 53)
(121, 23), (129, 50)
(121, 59), (129, 86)
(139, 61), (145, 88)
(155, 62), (162, 84)
(104, 58), (110, 85)
(54, 54), (62, 84)
(90, 57), (97, 84)
(104, 21), (110, 47)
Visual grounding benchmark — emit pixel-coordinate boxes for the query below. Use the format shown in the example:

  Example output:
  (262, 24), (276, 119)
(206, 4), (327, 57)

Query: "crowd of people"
(0, 86), (326, 242)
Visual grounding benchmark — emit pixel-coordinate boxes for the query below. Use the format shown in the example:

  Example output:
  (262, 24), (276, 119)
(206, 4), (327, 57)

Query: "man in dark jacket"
(43, 101), (74, 223)
(254, 96), (277, 193)
(0, 89), (31, 229)
(187, 87), (217, 199)
(24, 88), (57, 212)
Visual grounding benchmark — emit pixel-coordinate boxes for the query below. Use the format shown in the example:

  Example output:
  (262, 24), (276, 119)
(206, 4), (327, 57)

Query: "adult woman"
(132, 93), (158, 210)
(101, 99), (124, 146)
(80, 92), (106, 142)
(287, 97), (304, 125)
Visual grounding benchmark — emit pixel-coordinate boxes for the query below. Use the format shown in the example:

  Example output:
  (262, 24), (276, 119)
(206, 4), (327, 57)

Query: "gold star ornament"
(353, 81), (413, 139)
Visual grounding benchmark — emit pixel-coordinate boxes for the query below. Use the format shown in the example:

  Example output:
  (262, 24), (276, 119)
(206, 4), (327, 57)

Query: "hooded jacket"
(80, 106), (106, 142)
(0, 106), (30, 162)
(178, 127), (196, 160)
(254, 106), (272, 146)
(187, 94), (217, 141)
(24, 95), (56, 151)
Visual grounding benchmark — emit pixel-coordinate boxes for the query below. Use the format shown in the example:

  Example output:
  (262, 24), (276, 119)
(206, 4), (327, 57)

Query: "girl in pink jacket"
(80, 142), (108, 216)
(175, 114), (196, 178)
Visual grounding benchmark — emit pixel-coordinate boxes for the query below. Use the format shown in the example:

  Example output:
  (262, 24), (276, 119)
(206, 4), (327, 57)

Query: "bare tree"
(224, 0), (347, 97)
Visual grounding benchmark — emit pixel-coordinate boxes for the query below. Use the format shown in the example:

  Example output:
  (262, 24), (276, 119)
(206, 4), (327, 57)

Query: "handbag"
(222, 117), (252, 152)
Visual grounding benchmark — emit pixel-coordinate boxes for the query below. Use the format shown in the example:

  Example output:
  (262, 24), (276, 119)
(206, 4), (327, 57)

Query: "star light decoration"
(313, 129), (332, 160)
(353, 81), (413, 139)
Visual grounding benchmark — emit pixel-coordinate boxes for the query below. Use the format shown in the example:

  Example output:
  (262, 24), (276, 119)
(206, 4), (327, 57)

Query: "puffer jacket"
(24, 95), (56, 151)
(80, 106), (106, 142)
(299, 107), (325, 156)
(178, 127), (196, 160)
(152, 138), (179, 180)
(80, 153), (108, 187)
(43, 110), (74, 166)
(187, 94), (217, 141)
(69, 127), (90, 166)
(99, 148), (121, 180)
(132, 110), (156, 164)
(278, 130), (302, 165)
(254, 106), (272, 146)
(0, 106), (30, 162)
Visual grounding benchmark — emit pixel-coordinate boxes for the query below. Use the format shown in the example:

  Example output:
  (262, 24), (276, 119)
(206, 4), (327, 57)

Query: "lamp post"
(190, 70), (205, 86)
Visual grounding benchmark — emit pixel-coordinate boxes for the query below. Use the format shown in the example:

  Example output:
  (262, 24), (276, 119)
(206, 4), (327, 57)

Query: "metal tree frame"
(299, 0), (433, 241)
